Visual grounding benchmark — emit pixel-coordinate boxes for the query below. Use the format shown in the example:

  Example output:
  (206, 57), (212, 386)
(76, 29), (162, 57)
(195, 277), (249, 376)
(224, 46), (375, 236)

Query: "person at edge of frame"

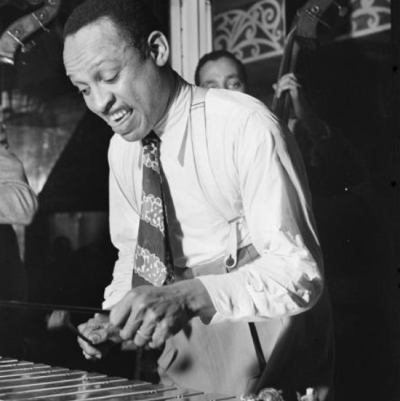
(0, 120), (38, 357)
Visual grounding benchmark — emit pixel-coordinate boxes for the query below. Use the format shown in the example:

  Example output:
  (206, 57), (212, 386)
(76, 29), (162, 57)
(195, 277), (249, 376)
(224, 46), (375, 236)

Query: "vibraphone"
(0, 357), (237, 401)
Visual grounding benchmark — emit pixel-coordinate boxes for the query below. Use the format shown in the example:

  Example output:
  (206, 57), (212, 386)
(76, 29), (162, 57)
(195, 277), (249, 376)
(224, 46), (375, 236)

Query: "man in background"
(194, 50), (368, 197)
(194, 50), (248, 93)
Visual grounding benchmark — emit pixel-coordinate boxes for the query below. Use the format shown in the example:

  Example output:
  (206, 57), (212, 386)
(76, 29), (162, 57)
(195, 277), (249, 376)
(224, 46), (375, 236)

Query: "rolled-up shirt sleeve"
(197, 109), (324, 324)
(0, 144), (37, 225)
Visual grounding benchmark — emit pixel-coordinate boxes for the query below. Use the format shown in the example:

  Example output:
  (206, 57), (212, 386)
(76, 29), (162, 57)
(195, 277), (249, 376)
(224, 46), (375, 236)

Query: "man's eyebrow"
(66, 72), (79, 82)
(225, 73), (241, 79)
(66, 71), (85, 84)
(67, 60), (119, 81)
(202, 79), (218, 85)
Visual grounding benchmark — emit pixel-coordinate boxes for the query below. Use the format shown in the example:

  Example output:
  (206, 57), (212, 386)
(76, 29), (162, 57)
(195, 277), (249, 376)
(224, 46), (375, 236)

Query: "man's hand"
(109, 279), (216, 349)
(273, 73), (313, 121)
(77, 313), (122, 360)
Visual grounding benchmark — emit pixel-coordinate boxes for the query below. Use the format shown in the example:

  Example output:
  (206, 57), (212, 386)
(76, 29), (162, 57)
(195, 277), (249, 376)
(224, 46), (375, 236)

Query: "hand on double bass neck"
(273, 73), (314, 122)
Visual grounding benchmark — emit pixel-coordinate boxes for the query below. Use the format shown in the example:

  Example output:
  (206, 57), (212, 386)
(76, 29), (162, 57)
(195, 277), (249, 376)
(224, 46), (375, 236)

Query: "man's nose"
(88, 86), (114, 115)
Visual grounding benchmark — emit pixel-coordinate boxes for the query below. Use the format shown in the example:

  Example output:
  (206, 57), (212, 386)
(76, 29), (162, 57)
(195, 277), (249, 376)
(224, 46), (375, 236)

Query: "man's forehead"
(65, 19), (120, 45)
(201, 60), (240, 77)
(207, 57), (239, 71)
(64, 20), (126, 57)
(63, 23), (127, 80)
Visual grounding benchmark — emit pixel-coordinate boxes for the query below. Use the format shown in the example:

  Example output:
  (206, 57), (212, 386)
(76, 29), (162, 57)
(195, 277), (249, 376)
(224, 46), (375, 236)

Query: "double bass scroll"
(0, 0), (61, 66)
(271, 0), (347, 124)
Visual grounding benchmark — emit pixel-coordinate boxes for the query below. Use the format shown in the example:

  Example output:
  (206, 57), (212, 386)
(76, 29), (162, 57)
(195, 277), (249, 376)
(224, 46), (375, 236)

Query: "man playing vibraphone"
(62, 1), (334, 400)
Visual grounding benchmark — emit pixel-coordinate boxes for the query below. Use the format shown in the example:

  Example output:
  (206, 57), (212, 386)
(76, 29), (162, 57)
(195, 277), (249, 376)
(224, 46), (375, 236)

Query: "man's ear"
(147, 31), (169, 66)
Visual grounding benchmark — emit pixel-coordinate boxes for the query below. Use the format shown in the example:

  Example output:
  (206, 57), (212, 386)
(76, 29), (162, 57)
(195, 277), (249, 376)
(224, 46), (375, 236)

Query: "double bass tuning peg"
(329, 0), (348, 18)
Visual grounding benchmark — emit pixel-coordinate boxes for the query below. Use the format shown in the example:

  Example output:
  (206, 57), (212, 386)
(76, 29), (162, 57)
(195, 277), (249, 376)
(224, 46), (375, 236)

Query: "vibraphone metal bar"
(0, 357), (237, 401)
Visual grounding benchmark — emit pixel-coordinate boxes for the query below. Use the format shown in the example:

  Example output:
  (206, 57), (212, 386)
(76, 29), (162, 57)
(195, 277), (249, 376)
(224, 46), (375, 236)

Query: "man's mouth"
(108, 108), (133, 127)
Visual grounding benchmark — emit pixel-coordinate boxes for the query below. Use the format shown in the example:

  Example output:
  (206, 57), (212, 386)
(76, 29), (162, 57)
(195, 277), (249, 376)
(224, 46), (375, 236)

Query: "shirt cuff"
(102, 288), (130, 310)
(196, 274), (254, 324)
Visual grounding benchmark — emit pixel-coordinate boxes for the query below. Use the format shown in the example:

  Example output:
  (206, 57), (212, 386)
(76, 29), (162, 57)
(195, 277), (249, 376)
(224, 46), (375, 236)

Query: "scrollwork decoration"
(214, 0), (285, 64)
(336, 0), (390, 40)
(214, 0), (390, 58)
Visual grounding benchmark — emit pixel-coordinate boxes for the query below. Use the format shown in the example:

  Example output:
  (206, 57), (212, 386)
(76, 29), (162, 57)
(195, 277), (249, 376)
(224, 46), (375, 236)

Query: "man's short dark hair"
(63, 0), (163, 61)
(194, 50), (248, 87)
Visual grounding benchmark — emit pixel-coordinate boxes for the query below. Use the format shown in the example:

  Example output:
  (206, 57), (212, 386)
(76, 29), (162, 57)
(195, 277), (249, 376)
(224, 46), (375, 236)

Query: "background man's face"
(198, 57), (246, 93)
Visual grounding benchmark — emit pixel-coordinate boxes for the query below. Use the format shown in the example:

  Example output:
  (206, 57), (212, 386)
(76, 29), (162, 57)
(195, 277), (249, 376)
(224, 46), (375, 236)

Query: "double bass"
(0, 0), (61, 133)
(0, 0), (61, 66)
(271, 0), (347, 124)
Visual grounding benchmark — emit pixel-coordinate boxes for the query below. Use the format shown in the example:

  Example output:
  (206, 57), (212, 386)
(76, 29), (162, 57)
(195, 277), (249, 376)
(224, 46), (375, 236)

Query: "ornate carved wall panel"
(213, 0), (391, 64)
(213, 0), (286, 64)
(336, 0), (391, 41)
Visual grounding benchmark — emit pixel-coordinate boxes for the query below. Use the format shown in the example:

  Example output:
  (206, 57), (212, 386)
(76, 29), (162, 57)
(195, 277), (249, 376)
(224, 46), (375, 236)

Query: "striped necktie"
(133, 132), (174, 286)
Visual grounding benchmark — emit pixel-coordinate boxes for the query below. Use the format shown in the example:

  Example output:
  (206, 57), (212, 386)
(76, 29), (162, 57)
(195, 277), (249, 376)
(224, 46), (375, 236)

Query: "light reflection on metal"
(214, 0), (285, 65)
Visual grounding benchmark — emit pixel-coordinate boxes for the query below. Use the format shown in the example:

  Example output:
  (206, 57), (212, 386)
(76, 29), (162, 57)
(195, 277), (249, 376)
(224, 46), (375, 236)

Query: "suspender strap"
(190, 87), (267, 373)
(190, 87), (235, 221)
(190, 87), (240, 269)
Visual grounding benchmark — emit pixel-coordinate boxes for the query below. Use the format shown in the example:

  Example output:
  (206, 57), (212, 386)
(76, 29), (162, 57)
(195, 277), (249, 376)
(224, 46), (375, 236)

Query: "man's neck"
(160, 70), (181, 122)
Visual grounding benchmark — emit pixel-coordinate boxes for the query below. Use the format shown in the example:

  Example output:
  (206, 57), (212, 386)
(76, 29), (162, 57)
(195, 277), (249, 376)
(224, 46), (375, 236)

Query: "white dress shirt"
(0, 141), (37, 225)
(103, 77), (324, 325)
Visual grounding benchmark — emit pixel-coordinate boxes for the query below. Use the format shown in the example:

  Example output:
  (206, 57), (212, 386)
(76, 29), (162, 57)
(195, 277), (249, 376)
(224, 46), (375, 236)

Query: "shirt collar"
(153, 74), (193, 165)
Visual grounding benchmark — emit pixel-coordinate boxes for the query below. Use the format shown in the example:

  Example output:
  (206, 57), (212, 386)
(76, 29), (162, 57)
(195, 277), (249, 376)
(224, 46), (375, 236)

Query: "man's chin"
(116, 129), (147, 143)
